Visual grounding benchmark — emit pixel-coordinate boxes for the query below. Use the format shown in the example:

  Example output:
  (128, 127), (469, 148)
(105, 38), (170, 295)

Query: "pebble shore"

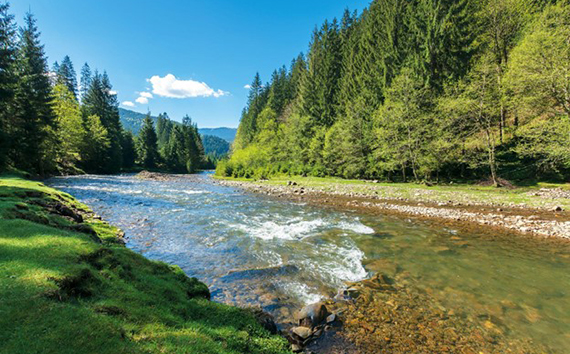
(215, 179), (570, 240)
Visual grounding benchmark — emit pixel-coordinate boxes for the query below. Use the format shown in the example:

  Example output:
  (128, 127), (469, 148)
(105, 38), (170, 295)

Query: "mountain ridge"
(118, 108), (237, 142)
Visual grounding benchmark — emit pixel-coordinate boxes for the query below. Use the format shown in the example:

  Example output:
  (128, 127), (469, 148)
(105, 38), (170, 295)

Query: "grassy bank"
(0, 174), (290, 354)
(215, 175), (570, 211)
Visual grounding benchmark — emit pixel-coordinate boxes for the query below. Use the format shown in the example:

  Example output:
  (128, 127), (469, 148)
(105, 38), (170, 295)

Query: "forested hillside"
(220, 0), (570, 185)
(118, 108), (231, 160)
(118, 108), (162, 135)
(0, 3), (206, 176)
(202, 135), (231, 158)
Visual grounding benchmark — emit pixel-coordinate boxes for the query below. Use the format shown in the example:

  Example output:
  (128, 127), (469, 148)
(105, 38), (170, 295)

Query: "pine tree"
(81, 114), (110, 172)
(121, 130), (137, 169)
(0, 3), (16, 171)
(155, 113), (173, 146)
(12, 12), (54, 174)
(82, 71), (123, 172)
(79, 63), (91, 101)
(56, 55), (78, 98)
(181, 115), (203, 173)
(137, 114), (160, 169)
(163, 126), (185, 173)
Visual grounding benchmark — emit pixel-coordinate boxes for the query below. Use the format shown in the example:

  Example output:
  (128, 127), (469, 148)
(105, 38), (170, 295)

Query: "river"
(47, 172), (570, 352)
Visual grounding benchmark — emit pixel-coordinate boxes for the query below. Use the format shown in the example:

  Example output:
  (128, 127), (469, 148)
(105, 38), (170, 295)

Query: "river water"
(48, 173), (570, 352)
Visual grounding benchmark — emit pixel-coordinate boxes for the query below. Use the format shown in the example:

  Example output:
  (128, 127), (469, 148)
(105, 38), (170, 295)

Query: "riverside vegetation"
(218, 0), (570, 186)
(0, 173), (290, 354)
(0, 3), (210, 177)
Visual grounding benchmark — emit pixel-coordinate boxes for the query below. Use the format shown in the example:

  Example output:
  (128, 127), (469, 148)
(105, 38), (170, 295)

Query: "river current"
(48, 172), (570, 352)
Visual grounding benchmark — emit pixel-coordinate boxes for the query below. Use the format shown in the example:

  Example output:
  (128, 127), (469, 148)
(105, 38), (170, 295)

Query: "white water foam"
(281, 282), (323, 305)
(56, 185), (145, 196)
(232, 216), (375, 241)
(337, 220), (375, 234)
(315, 241), (368, 284)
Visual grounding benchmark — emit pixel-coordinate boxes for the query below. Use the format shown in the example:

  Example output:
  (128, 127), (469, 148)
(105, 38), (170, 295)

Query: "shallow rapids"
(48, 172), (570, 352)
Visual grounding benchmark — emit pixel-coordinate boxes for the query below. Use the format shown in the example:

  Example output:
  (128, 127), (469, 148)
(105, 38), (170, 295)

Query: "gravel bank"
(215, 179), (570, 240)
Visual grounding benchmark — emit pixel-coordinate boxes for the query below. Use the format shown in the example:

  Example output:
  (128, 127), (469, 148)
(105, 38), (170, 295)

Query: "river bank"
(214, 176), (570, 240)
(39, 172), (570, 353)
(0, 174), (290, 354)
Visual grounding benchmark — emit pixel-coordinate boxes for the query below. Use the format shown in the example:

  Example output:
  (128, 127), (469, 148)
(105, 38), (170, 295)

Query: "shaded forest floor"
(214, 176), (570, 239)
(0, 174), (290, 354)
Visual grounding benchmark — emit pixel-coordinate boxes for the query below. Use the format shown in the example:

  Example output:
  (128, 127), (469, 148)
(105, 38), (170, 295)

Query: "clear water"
(48, 173), (570, 352)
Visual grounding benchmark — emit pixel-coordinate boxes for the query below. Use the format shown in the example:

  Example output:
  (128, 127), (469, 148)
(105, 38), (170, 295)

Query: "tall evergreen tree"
(137, 114), (160, 169)
(56, 55), (78, 98)
(82, 71), (123, 172)
(79, 62), (91, 101)
(0, 2), (16, 171)
(121, 130), (137, 169)
(12, 12), (54, 174)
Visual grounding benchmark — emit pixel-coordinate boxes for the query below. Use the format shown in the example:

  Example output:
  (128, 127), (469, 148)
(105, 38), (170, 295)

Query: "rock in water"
(291, 326), (312, 340)
(295, 302), (330, 328)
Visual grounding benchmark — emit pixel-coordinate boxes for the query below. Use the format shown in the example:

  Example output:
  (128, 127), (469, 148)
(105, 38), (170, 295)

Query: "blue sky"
(10, 0), (370, 128)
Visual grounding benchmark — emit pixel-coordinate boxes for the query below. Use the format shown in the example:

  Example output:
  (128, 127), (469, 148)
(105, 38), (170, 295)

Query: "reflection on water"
(48, 173), (570, 352)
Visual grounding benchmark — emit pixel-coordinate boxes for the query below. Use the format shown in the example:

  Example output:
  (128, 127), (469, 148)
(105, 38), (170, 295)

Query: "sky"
(10, 0), (371, 128)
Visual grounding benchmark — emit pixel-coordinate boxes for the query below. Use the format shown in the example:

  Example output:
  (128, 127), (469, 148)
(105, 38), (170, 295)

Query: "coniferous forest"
(0, 3), (206, 176)
(219, 0), (570, 185)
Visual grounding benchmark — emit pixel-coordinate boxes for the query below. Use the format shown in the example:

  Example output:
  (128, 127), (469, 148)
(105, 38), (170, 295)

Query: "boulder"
(291, 326), (312, 340)
(295, 302), (330, 328)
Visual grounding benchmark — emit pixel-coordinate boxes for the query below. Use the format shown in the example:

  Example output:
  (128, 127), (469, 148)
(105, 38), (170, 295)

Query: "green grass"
(215, 174), (570, 210)
(0, 174), (290, 354)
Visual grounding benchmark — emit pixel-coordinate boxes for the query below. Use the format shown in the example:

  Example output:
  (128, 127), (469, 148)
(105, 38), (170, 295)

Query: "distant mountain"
(118, 108), (159, 135)
(202, 135), (230, 157)
(119, 108), (237, 143)
(197, 127), (236, 142)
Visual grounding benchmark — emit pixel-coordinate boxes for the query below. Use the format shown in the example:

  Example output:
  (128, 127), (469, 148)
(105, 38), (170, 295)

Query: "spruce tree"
(79, 62), (91, 101)
(0, 3), (16, 171)
(137, 114), (160, 169)
(56, 55), (78, 98)
(12, 12), (54, 174)
(121, 130), (137, 169)
(82, 71), (123, 172)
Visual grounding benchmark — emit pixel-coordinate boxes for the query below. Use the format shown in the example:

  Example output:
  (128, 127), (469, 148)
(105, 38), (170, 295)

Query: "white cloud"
(139, 91), (153, 99)
(109, 90), (118, 95)
(244, 84), (251, 89)
(149, 74), (228, 98)
(135, 96), (149, 105)
(122, 101), (135, 107)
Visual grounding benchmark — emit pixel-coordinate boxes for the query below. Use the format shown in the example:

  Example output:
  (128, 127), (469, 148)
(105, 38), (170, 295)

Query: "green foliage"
(0, 3), (16, 172)
(81, 114), (111, 172)
(11, 12), (54, 175)
(202, 135), (230, 158)
(136, 114), (160, 169)
(51, 84), (84, 171)
(55, 55), (78, 98)
(227, 0), (570, 183)
(505, 2), (570, 118)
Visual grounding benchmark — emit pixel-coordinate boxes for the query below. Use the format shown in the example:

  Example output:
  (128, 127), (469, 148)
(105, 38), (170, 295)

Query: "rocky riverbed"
(214, 179), (570, 240)
(276, 271), (547, 353)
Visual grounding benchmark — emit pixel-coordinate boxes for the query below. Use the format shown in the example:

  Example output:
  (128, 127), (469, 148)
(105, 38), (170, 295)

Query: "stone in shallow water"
(295, 302), (330, 327)
(365, 259), (398, 275)
(291, 326), (312, 340)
